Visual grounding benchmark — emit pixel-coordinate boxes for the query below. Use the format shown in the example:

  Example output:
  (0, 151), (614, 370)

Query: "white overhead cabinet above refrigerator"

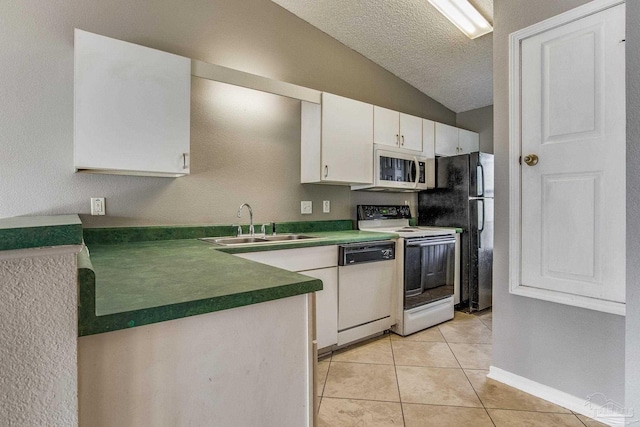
(434, 122), (479, 156)
(74, 29), (191, 177)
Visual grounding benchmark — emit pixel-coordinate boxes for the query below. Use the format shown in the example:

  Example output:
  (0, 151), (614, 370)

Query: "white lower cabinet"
(300, 267), (338, 349)
(235, 246), (338, 349)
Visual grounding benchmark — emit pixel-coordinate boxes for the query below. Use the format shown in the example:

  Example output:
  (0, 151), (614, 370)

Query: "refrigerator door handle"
(477, 162), (485, 197)
(478, 199), (485, 248)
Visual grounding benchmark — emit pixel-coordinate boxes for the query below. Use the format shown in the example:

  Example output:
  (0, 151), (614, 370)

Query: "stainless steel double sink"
(200, 234), (318, 246)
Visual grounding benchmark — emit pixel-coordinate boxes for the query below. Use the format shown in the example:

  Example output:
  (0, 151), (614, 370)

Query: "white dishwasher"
(337, 240), (396, 346)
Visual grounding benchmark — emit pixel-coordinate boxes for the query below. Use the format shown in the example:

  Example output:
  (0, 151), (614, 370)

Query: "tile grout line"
(575, 412), (590, 427)
(317, 351), (333, 413)
(389, 332), (407, 427)
(441, 320), (497, 427)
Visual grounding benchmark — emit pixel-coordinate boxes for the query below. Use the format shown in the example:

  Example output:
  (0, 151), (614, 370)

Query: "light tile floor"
(316, 310), (607, 427)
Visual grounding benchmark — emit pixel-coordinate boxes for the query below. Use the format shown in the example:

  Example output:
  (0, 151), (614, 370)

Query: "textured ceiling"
(270, 0), (493, 113)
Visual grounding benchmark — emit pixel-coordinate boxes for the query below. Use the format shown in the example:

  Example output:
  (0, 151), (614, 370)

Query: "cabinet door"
(304, 267), (338, 349)
(74, 30), (191, 176)
(434, 123), (459, 156)
(374, 106), (400, 147)
(458, 129), (480, 154)
(321, 93), (373, 184)
(517, 3), (625, 308)
(422, 119), (436, 188)
(399, 113), (423, 152)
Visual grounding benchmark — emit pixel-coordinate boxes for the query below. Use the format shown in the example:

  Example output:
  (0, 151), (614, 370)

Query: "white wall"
(456, 105), (494, 153)
(0, 0), (454, 227)
(0, 251), (78, 426)
(492, 0), (625, 404)
(626, 0), (640, 418)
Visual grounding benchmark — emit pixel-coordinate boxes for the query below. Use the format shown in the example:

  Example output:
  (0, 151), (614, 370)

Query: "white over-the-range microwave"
(352, 146), (433, 192)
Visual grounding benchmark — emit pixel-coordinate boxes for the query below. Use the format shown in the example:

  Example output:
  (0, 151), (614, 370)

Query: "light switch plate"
(91, 197), (105, 215)
(323, 200), (330, 213)
(301, 201), (312, 215)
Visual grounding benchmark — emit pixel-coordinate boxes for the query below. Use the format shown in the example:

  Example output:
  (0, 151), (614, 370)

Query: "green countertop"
(79, 229), (398, 336)
(0, 215), (83, 251)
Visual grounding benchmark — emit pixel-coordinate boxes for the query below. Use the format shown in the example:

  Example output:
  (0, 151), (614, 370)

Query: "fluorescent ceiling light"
(428, 0), (493, 39)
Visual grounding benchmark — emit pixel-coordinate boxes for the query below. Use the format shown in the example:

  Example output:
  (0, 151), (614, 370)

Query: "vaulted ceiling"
(270, 0), (493, 113)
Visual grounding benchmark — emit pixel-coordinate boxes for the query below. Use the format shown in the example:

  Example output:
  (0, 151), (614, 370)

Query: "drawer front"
(235, 245), (337, 271)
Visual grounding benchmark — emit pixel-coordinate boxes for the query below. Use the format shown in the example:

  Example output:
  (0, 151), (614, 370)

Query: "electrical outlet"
(91, 197), (105, 216)
(301, 201), (312, 215)
(323, 200), (330, 213)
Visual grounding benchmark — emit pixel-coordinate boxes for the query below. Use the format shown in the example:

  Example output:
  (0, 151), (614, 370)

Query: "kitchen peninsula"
(77, 220), (396, 426)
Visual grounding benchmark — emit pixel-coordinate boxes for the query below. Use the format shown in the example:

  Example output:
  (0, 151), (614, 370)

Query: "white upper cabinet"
(399, 113), (423, 151)
(434, 122), (459, 156)
(422, 119), (436, 188)
(301, 93), (374, 185)
(435, 122), (479, 156)
(373, 106), (422, 152)
(74, 29), (191, 177)
(374, 106), (400, 148)
(458, 128), (480, 154)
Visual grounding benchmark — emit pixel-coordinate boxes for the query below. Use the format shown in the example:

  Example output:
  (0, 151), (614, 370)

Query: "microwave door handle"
(413, 157), (419, 189)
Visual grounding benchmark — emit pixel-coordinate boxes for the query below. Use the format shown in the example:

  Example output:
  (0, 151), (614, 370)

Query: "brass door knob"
(523, 154), (539, 166)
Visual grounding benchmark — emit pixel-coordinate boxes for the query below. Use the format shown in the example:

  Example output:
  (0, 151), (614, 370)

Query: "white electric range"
(358, 205), (458, 336)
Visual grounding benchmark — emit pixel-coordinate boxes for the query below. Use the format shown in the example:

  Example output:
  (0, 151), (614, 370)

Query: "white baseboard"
(488, 366), (630, 427)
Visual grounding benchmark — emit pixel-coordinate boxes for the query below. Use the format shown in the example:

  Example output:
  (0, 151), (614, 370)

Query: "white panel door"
(434, 122), (459, 156)
(458, 129), (479, 154)
(399, 113), (423, 152)
(321, 93), (373, 184)
(520, 4), (625, 303)
(374, 106), (400, 147)
(303, 268), (338, 349)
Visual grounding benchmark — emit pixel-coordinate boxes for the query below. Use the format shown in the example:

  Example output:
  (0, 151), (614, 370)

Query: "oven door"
(404, 235), (456, 310)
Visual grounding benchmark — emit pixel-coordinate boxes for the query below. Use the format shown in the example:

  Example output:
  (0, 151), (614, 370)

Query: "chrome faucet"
(237, 203), (254, 236)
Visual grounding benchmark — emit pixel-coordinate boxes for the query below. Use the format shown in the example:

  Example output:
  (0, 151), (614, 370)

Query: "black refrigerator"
(418, 152), (494, 311)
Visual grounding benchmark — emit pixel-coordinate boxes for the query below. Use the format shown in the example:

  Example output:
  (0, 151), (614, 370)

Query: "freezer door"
(469, 198), (494, 310)
(418, 155), (470, 228)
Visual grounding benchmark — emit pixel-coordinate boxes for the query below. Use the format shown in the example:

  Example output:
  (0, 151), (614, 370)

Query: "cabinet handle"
(401, 135), (405, 146)
(324, 165), (328, 178)
(182, 153), (189, 169)
(396, 134), (399, 146)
